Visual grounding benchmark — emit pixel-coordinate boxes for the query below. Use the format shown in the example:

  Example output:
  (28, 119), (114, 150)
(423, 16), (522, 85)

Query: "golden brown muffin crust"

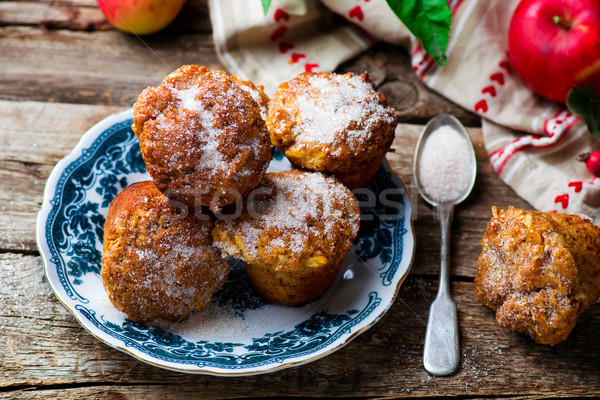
(231, 75), (270, 119)
(101, 181), (230, 324)
(212, 170), (360, 306)
(132, 65), (272, 212)
(266, 72), (397, 189)
(475, 206), (600, 344)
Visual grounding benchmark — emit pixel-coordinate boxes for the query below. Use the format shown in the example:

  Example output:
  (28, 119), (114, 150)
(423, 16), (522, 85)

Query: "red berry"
(578, 152), (600, 176)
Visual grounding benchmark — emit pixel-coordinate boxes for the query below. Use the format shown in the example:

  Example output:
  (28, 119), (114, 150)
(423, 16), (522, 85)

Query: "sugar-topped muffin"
(212, 170), (360, 306)
(476, 206), (600, 344)
(101, 181), (230, 324)
(266, 71), (397, 189)
(231, 75), (270, 119)
(132, 65), (273, 213)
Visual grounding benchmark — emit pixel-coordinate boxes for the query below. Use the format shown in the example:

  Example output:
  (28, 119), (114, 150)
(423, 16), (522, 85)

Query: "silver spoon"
(413, 115), (477, 376)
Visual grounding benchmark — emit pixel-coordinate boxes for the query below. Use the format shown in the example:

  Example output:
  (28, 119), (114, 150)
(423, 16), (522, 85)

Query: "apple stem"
(553, 15), (572, 30)
(578, 152), (591, 163)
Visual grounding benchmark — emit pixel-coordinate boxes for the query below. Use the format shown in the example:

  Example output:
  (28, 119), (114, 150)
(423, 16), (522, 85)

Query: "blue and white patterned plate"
(36, 109), (415, 375)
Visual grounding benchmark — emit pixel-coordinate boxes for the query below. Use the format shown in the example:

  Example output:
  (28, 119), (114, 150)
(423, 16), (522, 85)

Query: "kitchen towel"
(209, 0), (600, 221)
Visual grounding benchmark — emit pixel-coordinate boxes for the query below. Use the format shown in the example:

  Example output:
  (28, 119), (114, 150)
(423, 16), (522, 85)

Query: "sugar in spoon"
(413, 115), (477, 376)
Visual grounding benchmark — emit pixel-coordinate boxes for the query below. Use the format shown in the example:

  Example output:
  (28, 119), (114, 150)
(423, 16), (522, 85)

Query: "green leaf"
(567, 85), (600, 137)
(385, 0), (452, 66)
(261, 0), (272, 15)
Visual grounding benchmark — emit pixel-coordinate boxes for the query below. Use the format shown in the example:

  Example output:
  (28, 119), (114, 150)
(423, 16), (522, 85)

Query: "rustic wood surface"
(1, 1), (599, 399)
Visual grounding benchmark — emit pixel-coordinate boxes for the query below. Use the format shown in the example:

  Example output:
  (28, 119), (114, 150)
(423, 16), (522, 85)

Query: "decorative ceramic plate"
(37, 109), (415, 375)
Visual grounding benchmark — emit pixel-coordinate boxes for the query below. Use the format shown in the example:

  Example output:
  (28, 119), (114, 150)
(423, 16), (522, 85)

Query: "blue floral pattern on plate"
(37, 109), (415, 375)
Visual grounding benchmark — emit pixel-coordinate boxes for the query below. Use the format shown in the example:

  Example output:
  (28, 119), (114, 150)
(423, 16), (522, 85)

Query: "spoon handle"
(423, 202), (460, 376)
(438, 202), (453, 296)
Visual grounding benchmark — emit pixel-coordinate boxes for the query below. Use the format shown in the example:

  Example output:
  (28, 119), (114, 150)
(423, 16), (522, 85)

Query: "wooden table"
(1, 1), (599, 398)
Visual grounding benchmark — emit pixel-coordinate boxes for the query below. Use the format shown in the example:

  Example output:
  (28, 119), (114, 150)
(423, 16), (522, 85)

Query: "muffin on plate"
(212, 170), (360, 306)
(101, 181), (230, 324)
(132, 65), (272, 213)
(231, 75), (270, 119)
(266, 71), (397, 189)
(476, 206), (600, 344)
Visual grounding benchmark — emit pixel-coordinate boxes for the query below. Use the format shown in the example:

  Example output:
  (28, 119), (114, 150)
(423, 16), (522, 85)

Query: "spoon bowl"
(413, 115), (477, 376)
(413, 114), (477, 207)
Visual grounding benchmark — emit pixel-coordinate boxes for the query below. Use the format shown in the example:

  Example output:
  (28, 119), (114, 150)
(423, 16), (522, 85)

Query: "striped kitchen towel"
(209, 0), (600, 221)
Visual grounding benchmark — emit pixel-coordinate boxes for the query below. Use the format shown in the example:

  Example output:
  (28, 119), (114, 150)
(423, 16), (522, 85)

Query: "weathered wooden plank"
(0, 101), (125, 165)
(0, 0), (211, 33)
(165, 0), (212, 33)
(2, 253), (600, 398)
(0, 101), (126, 252)
(0, 1), (109, 31)
(0, 162), (49, 252)
(0, 390), (586, 400)
(5, 0), (98, 7)
(0, 26), (221, 107)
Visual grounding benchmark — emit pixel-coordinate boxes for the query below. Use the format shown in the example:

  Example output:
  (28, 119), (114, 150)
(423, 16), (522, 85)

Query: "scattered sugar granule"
(418, 124), (474, 203)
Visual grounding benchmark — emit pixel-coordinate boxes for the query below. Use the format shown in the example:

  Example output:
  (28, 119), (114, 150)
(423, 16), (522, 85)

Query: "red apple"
(97, 0), (186, 35)
(508, 0), (600, 103)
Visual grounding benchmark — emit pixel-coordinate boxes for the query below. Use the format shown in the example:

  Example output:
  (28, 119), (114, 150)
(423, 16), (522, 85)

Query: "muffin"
(476, 206), (600, 344)
(132, 65), (273, 213)
(231, 75), (270, 119)
(266, 71), (397, 189)
(212, 170), (360, 306)
(101, 181), (230, 324)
